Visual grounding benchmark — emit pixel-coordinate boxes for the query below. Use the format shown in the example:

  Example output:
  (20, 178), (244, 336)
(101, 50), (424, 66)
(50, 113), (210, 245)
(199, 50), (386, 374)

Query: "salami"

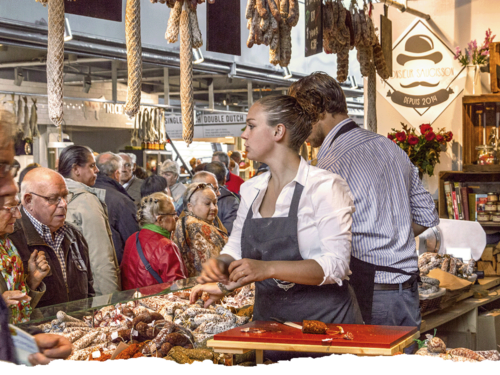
(124, 0), (142, 118)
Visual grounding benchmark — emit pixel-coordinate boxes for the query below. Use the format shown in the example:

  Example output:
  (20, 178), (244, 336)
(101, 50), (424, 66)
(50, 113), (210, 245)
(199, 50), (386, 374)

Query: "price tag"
(132, 329), (138, 337)
(111, 331), (119, 340)
(92, 351), (102, 359)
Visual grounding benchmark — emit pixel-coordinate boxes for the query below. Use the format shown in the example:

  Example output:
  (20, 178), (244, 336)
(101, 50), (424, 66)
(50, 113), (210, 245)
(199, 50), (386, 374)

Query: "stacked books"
(443, 181), (488, 221)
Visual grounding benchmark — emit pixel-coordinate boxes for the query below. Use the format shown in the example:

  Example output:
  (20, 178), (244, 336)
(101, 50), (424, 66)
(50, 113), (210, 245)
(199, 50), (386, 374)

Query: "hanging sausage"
(245, 0), (299, 68)
(45, 0), (65, 127)
(124, 0), (142, 118)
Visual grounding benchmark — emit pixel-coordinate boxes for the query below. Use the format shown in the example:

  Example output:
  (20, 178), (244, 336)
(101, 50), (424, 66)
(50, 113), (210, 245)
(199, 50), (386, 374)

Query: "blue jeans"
(370, 278), (421, 354)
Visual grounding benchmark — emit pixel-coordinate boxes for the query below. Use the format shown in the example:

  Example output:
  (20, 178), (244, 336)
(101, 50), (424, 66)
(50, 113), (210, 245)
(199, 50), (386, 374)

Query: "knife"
(270, 317), (302, 330)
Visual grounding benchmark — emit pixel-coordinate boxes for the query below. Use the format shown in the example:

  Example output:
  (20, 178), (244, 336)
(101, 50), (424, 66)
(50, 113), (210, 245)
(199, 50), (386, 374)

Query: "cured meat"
(302, 320), (328, 334)
(124, 0), (142, 118)
(47, 0), (65, 127)
(165, 1), (183, 43)
(189, 7), (203, 48)
(180, 7), (194, 146)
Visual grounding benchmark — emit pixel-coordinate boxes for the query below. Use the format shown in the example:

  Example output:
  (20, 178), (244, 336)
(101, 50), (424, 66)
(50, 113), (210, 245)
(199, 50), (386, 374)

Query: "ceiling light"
(282, 66), (292, 79)
(223, 99), (227, 106)
(14, 68), (24, 86)
(64, 18), (73, 42)
(192, 48), (204, 64)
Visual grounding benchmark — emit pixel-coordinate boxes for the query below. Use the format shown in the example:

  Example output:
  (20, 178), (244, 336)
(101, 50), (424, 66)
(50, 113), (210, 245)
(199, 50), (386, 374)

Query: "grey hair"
(192, 171), (216, 183)
(160, 160), (180, 176)
(137, 192), (173, 226)
(230, 151), (242, 161)
(182, 182), (216, 211)
(212, 151), (229, 168)
(0, 108), (15, 148)
(96, 152), (122, 177)
(128, 153), (137, 164)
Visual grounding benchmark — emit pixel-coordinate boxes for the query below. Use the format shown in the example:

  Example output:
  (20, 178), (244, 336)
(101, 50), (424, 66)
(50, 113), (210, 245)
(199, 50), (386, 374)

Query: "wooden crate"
(462, 95), (500, 172)
(491, 42), (500, 94)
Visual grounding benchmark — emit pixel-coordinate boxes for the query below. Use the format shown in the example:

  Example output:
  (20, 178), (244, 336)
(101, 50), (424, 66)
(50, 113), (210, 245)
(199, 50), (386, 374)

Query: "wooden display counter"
(208, 322), (419, 363)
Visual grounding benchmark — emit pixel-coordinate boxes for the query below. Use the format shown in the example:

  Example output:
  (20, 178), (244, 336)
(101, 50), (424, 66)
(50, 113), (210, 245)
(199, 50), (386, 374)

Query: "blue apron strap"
(136, 231), (163, 284)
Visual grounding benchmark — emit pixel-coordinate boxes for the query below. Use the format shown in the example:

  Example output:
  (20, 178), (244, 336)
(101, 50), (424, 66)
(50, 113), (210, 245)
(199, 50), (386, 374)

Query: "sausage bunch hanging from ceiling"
(36, 0), (66, 128)
(323, 0), (389, 82)
(245, 0), (299, 68)
(155, 0), (205, 146)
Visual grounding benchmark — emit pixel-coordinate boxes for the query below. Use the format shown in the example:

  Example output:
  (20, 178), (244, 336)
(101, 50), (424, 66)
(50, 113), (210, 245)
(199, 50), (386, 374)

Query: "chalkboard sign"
(65, 0), (122, 22)
(207, 1), (241, 56)
(305, 0), (323, 57)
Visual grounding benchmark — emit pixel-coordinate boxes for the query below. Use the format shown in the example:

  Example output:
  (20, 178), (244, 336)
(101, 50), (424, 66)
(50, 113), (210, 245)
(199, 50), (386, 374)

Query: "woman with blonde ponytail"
(120, 192), (187, 290)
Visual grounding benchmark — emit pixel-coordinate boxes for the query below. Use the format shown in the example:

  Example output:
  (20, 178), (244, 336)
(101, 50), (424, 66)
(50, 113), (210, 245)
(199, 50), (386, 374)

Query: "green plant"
(388, 123), (453, 178)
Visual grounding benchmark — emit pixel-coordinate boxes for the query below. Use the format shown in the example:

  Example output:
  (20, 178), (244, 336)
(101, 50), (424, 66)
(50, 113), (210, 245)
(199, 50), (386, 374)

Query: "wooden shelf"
(464, 164), (500, 173)
(462, 94), (500, 104)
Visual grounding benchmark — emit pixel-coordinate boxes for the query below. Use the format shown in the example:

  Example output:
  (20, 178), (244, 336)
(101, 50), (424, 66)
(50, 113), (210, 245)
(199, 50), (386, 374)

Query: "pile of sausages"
(246, 0), (299, 68)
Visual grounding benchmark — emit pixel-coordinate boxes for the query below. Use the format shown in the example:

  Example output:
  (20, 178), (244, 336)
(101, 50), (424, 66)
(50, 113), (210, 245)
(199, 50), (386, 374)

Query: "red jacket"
(225, 172), (244, 195)
(120, 229), (187, 290)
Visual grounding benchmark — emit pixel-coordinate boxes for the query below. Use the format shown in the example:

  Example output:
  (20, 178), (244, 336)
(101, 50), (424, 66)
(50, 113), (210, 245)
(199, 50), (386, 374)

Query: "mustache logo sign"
(378, 20), (466, 125)
(400, 81), (440, 88)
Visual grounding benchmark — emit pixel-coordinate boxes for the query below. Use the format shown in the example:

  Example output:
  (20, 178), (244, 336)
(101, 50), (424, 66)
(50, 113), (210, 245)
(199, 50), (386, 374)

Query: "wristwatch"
(217, 282), (230, 295)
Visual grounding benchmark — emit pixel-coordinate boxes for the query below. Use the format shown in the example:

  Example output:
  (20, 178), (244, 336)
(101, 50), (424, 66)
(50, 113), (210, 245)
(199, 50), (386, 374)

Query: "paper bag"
(110, 342), (129, 360)
(427, 269), (472, 291)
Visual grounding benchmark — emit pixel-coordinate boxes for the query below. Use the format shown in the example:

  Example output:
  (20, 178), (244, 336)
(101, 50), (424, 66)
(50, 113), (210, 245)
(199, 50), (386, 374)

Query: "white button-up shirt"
(221, 157), (355, 286)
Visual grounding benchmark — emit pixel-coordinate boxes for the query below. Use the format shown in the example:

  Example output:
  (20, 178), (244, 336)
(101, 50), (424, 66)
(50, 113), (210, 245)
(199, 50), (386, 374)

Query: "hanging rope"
(180, 7), (194, 146)
(367, 62), (377, 133)
(124, 0), (142, 118)
(47, 0), (65, 127)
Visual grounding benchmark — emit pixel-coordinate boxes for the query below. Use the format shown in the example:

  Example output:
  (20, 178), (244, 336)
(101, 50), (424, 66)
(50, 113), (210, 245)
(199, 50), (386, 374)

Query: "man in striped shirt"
(290, 72), (439, 339)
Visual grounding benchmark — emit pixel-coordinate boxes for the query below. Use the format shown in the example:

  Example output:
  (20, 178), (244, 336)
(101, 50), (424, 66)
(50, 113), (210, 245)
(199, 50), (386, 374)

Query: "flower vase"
(465, 65), (483, 95)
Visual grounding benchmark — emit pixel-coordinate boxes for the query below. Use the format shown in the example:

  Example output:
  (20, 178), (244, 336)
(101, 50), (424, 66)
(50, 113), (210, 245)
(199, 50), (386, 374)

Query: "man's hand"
(28, 334), (72, 365)
(27, 250), (50, 290)
(197, 258), (229, 284)
(2, 290), (30, 306)
(189, 283), (225, 308)
(228, 258), (273, 284)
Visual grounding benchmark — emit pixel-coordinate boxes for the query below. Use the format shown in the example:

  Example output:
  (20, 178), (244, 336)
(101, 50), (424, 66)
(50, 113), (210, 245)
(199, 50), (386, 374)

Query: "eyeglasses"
(186, 183), (216, 203)
(1, 203), (21, 214)
(123, 163), (132, 169)
(0, 163), (19, 179)
(30, 192), (68, 206)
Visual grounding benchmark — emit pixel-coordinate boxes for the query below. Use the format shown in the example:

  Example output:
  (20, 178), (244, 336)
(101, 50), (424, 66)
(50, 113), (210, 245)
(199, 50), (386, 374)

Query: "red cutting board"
(214, 321), (418, 349)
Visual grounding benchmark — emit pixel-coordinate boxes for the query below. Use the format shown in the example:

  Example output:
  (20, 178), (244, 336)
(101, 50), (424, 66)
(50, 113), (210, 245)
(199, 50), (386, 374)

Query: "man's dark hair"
(212, 151), (229, 168)
(288, 71), (348, 117)
(58, 145), (93, 178)
(140, 175), (168, 198)
(204, 162), (227, 186)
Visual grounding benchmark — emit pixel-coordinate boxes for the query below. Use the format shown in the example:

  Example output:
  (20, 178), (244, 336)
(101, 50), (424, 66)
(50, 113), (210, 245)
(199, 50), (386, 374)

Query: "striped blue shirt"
(316, 119), (440, 284)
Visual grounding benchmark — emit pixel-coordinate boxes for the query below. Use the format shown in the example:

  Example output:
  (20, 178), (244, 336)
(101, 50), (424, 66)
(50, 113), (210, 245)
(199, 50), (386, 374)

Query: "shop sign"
(164, 113), (247, 139)
(376, 19), (466, 125)
(305, 0), (323, 57)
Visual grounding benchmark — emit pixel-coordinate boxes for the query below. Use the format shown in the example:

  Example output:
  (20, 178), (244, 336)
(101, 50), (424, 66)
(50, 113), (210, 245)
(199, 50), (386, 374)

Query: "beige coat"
(64, 178), (121, 295)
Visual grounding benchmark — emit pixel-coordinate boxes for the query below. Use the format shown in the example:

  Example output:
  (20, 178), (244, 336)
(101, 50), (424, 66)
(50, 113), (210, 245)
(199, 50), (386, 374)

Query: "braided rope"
(165, 1), (183, 43)
(180, 8), (194, 146)
(367, 62), (377, 133)
(124, 0), (142, 118)
(47, 0), (65, 127)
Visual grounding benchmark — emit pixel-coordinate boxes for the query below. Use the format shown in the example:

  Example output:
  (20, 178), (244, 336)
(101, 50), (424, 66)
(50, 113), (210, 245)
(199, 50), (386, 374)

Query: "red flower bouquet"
(387, 123), (453, 177)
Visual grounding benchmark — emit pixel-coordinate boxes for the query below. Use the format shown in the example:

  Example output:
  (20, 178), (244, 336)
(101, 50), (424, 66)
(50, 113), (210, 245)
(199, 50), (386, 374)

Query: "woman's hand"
(2, 290), (31, 306)
(28, 334), (72, 365)
(27, 250), (50, 290)
(189, 283), (225, 308)
(197, 258), (229, 284)
(228, 258), (273, 284)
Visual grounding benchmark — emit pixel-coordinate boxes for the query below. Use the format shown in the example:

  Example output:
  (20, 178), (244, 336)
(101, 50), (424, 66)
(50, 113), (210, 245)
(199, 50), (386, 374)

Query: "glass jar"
(485, 202), (497, 212)
(492, 213), (500, 223)
(476, 145), (497, 165)
(488, 192), (499, 202)
(477, 212), (491, 222)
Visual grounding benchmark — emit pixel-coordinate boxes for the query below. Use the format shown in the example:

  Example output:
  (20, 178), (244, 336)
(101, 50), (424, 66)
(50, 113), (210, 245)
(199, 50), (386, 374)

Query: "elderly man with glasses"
(9, 167), (95, 308)
(118, 153), (143, 207)
(160, 160), (186, 214)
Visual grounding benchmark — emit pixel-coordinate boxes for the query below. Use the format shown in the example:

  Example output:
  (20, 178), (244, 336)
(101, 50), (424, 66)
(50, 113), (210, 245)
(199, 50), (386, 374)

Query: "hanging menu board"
(65, 0), (122, 22)
(305, 0), (323, 57)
